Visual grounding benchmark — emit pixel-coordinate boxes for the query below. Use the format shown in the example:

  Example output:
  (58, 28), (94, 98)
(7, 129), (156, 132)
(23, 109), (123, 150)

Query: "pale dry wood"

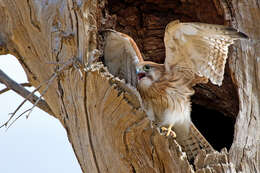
(0, 0), (98, 119)
(0, 0), (258, 173)
(220, 0), (260, 172)
(0, 1), (98, 172)
(194, 149), (237, 173)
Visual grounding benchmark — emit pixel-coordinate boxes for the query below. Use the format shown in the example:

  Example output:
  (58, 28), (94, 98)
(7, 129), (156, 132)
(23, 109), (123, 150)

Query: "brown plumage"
(103, 20), (248, 161)
(137, 62), (194, 131)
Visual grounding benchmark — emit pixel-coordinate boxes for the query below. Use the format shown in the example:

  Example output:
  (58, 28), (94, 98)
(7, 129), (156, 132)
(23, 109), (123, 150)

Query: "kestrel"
(103, 20), (248, 160)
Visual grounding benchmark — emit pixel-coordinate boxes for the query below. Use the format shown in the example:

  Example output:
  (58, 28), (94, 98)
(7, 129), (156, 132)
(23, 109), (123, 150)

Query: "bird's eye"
(143, 65), (150, 72)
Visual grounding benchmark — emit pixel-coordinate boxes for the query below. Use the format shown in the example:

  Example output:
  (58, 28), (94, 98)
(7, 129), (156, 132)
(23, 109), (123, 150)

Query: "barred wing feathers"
(164, 20), (248, 86)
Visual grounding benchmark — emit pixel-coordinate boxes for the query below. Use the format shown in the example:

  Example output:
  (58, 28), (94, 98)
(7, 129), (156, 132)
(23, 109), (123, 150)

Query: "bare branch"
(0, 58), (77, 128)
(0, 69), (54, 116)
(5, 109), (31, 130)
(0, 82), (32, 94)
(1, 82), (47, 128)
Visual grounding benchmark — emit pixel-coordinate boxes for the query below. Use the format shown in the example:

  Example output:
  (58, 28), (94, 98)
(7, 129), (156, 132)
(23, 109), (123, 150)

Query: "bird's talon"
(160, 126), (176, 138)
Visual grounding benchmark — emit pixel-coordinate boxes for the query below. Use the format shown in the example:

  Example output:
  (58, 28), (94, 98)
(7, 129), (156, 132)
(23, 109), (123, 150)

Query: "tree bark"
(0, 0), (258, 172)
(223, 0), (260, 172)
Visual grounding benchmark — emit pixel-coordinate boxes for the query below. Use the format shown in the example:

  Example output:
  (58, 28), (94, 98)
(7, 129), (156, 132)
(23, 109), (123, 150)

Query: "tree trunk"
(224, 1), (260, 172)
(0, 0), (258, 172)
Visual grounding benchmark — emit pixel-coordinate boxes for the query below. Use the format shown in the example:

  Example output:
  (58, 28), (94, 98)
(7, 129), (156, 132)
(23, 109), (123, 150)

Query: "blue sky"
(0, 55), (81, 173)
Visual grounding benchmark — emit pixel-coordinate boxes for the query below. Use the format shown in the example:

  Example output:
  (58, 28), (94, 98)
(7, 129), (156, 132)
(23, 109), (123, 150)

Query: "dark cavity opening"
(191, 104), (235, 151)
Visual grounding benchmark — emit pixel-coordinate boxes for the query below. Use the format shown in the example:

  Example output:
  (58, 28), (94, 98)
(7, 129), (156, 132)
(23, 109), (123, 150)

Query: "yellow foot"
(160, 126), (176, 138)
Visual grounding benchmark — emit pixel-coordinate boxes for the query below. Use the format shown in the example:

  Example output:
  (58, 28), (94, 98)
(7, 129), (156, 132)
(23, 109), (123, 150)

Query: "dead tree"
(0, 0), (258, 172)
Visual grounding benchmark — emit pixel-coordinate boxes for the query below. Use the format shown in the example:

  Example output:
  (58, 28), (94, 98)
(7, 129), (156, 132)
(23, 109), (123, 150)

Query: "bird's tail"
(175, 123), (214, 162)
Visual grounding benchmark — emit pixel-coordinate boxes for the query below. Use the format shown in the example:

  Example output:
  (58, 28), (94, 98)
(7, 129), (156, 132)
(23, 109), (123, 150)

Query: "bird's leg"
(160, 124), (176, 138)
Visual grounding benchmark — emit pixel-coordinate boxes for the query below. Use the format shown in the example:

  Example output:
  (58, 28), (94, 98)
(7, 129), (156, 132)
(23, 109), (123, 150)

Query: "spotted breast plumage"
(103, 20), (248, 160)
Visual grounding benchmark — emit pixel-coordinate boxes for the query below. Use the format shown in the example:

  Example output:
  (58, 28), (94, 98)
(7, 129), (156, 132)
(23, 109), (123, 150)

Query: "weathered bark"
(223, 1), (260, 172)
(0, 0), (258, 173)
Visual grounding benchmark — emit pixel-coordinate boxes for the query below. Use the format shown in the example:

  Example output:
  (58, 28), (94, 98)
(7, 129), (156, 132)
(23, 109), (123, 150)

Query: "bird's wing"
(164, 20), (248, 86)
(103, 29), (143, 87)
(174, 122), (214, 162)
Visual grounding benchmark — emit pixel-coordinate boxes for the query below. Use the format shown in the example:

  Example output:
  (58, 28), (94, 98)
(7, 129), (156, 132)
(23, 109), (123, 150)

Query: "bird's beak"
(136, 67), (142, 74)
(136, 67), (146, 80)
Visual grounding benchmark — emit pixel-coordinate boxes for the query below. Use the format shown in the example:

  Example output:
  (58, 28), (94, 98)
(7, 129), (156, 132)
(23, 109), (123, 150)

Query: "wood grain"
(0, 0), (258, 172)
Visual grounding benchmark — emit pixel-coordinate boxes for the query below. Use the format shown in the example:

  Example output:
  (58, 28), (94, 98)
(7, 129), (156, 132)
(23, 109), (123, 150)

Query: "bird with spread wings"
(103, 20), (248, 160)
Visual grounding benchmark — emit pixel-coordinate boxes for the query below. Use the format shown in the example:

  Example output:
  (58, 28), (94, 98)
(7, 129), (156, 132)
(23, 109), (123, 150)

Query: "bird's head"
(136, 61), (164, 88)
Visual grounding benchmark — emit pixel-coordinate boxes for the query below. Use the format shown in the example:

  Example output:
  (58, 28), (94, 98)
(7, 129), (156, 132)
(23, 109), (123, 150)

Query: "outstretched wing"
(164, 20), (248, 86)
(103, 30), (143, 87)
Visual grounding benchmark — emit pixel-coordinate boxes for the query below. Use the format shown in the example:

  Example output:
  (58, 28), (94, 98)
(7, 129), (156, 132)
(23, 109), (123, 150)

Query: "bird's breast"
(138, 77), (153, 88)
(140, 82), (192, 128)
